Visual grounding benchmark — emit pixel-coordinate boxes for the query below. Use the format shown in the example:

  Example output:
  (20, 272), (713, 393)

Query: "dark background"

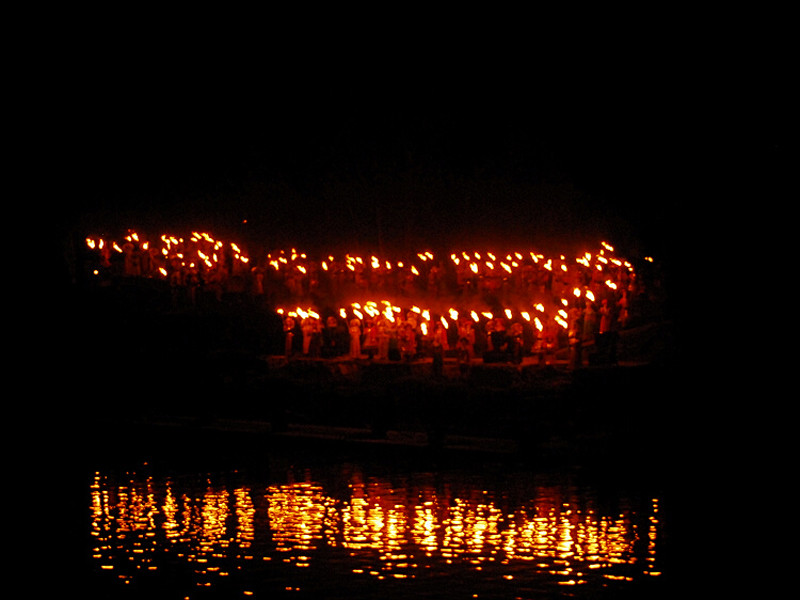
(55, 43), (703, 265)
(42, 22), (791, 598)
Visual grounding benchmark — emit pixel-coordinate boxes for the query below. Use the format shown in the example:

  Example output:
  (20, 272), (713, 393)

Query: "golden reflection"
(89, 469), (665, 593)
(267, 482), (331, 563)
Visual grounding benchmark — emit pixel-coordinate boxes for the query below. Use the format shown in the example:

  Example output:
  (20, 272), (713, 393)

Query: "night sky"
(59, 40), (713, 270)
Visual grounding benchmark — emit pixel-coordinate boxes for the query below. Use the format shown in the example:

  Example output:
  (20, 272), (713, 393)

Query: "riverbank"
(82, 351), (678, 476)
(64, 278), (680, 472)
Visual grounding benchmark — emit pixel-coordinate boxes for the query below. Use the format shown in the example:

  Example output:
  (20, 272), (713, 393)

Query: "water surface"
(82, 428), (671, 599)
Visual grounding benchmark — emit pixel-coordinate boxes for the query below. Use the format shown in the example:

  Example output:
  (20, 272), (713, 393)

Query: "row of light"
(86, 231), (250, 277)
(87, 231), (640, 283)
(279, 294), (594, 333)
(87, 231), (641, 331)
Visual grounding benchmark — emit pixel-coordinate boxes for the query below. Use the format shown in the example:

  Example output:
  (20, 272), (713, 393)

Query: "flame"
(86, 235), (642, 352)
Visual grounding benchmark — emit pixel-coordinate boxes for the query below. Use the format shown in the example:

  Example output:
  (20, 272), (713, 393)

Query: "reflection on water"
(87, 458), (667, 598)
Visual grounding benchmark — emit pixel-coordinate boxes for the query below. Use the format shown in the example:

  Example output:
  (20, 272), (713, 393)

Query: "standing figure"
(599, 298), (612, 336)
(302, 317), (315, 356)
(362, 318), (379, 359)
(490, 318), (508, 356)
(433, 321), (449, 352)
(399, 323), (417, 362)
(485, 319), (496, 352)
(284, 316), (296, 358)
(377, 316), (390, 360)
(431, 327), (445, 376)
(309, 317), (322, 358)
(323, 316), (339, 357)
(456, 337), (472, 378)
(349, 318), (362, 358)
(541, 320), (558, 366)
(458, 319), (476, 360)
(617, 290), (630, 330)
(509, 322), (524, 365)
(582, 302), (597, 346)
(568, 305), (584, 369)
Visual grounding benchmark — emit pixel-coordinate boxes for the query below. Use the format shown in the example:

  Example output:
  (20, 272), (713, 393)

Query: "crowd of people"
(80, 230), (665, 369)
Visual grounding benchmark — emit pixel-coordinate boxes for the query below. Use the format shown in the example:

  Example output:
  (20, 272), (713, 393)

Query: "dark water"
(76, 424), (674, 600)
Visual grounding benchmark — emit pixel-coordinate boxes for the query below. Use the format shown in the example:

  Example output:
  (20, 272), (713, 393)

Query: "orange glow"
(83, 233), (645, 351)
(89, 467), (664, 593)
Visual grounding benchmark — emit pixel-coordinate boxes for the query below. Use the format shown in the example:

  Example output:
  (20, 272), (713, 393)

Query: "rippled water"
(77, 424), (673, 600)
